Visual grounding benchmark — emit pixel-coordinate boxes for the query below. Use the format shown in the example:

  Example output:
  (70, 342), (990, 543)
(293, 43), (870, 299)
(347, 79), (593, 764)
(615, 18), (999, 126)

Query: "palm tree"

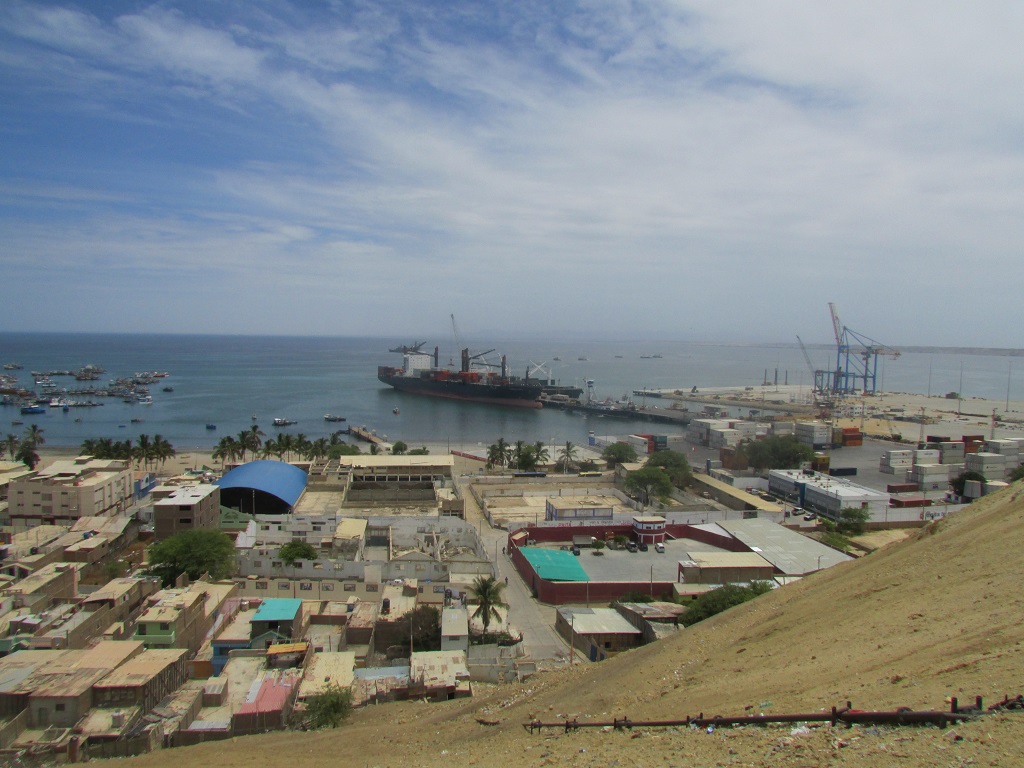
(23, 424), (45, 448)
(136, 434), (153, 471)
(5, 434), (20, 461)
(15, 440), (39, 470)
(276, 433), (294, 461)
(308, 437), (329, 461)
(235, 430), (251, 463)
(260, 437), (277, 460)
(152, 434), (176, 469)
(245, 424), (265, 460)
(512, 440), (525, 469)
(559, 441), (578, 472)
(212, 436), (239, 469)
(486, 441), (504, 468)
(293, 433), (310, 461)
(533, 441), (550, 466)
(468, 575), (508, 638)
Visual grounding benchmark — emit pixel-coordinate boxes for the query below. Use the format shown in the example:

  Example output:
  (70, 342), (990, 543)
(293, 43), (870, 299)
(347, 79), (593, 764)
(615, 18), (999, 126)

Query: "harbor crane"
(797, 335), (834, 420)
(816, 302), (900, 396)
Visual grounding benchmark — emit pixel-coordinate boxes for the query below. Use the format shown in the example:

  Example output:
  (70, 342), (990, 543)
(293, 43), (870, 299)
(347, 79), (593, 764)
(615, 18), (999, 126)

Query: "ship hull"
(378, 368), (543, 408)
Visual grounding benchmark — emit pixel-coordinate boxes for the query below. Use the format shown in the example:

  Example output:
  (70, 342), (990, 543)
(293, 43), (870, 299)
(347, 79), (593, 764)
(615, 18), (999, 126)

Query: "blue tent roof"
(216, 460), (307, 507)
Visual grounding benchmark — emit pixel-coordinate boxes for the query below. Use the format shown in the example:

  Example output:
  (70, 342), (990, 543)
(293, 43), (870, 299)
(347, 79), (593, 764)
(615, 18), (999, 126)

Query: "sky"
(1, 2), (1022, 346)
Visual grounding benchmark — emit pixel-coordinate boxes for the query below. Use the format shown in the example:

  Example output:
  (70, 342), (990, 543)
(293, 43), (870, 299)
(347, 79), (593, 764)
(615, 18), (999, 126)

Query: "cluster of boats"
(1, 361), (171, 424)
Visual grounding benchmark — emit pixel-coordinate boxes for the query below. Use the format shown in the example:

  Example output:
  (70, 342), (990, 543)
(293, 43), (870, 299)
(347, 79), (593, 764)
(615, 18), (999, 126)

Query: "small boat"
(251, 414), (257, 421)
(552, 357), (561, 361)
(206, 424), (217, 430)
(162, 386), (174, 392)
(392, 408), (400, 415)
(273, 418), (296, 427)
(20, 405), (45, 415)
(324, 414), (347, 422)
(131, 418), (143, 423)
(578, 357), (588, 361)
(3, 362), (23, 370)
(74, 417), (82, 423)
(11, 420), (23, 426)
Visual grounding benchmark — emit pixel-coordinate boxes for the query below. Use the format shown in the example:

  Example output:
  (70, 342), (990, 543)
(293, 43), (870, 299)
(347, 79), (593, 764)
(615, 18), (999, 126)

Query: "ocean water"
(1, 333), (1020, 451)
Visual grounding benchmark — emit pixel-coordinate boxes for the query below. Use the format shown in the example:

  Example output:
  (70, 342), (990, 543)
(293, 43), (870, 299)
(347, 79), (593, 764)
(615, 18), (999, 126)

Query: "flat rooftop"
(717, 518), (853, 574)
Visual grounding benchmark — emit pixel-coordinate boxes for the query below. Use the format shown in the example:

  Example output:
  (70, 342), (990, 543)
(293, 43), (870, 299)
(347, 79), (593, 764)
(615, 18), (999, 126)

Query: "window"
(272, 561), (283, 568)
(322, 583), (333, 591)
(365, 584), (378, 593)
(344, 583), (356, 592)
(433, 585), (446, 593)
(179, 518), (192, 524)
(256, 581), (268, 590)
(137, 625), (147, 635)
(55, 703), (65, 712)
(159, 622), (169, 631)
(300, 582), (313, 591)
(254, 561), (262, 568)
(278, 582), (290, 590)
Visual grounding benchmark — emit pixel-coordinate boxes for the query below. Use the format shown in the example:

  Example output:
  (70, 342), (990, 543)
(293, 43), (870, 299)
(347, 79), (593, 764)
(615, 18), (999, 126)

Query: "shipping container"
(887, 482), (919, 493)
(828, 467), (857, 477)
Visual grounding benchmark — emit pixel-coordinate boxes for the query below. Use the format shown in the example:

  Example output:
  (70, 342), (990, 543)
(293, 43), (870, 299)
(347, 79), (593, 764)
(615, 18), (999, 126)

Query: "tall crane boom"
(828, 302), (843, 347)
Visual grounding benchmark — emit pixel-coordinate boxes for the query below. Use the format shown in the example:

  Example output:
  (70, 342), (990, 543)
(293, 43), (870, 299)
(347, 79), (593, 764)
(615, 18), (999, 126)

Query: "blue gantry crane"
(814, 302), (900, 395)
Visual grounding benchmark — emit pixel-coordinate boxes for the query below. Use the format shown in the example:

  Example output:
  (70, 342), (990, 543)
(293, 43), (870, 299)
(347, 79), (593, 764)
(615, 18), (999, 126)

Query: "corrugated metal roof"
(717, 518), (853, 575)
(216, 460), (308, 507)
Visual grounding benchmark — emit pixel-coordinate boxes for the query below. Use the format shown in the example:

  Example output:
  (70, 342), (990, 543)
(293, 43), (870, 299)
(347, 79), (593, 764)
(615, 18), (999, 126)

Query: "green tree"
(408, 605), (442, 651)
(328, 442), (362, 458)
(390, 440), (408, 455)
(15, 440), (40, 470)
(279, 539), (317, 566)
(644, 449), (692, 487)
(1010, 465), (1024, 483)
(558, 441), (579, 472)
(408, 446), (430, 455)
(951, 470), (986, 497)
(681, 582), (774, 626)
(740, 436), (813, 472)
(468, 575), (508, 638)
(601, 442), (639, 467)
(624, 465), (673, 505)
(147, 529), (236, 587)
(308, 437), (330, 461)
(302, 683), (353, 729)
(836, 506), (870, 536)
(23, 423), (45, 448)
(5, 434), (20, 461)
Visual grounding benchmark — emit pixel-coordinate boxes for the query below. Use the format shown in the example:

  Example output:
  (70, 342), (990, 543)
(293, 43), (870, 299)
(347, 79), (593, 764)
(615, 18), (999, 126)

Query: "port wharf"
(634, 389), (818, 417)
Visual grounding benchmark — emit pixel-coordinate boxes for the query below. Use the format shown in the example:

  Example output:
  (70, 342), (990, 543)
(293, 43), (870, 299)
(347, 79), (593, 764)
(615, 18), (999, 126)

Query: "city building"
(7, 458), (131, 532)
(153, 484), (221, 540)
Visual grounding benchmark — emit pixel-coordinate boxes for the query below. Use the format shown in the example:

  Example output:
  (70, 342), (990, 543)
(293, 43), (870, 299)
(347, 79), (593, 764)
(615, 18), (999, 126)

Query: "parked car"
(625, 541), (638, 553)
(803, 512), (817, 521)
(572, 545), (581, 556)
(654, 542), (665, 553)
(637, 542), (649, 552)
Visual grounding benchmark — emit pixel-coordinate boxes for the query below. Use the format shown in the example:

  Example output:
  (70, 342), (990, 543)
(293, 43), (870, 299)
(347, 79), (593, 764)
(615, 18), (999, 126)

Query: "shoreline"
(25, 388), (1024, 475)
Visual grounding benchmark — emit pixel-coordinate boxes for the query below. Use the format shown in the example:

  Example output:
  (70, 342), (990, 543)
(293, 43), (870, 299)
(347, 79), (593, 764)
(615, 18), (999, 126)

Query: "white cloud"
(0, 2), (1022, 344)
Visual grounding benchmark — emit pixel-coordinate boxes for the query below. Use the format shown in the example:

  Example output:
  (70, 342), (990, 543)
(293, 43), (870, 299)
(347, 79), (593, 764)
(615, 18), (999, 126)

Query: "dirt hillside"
(121, 484), (1024, 767)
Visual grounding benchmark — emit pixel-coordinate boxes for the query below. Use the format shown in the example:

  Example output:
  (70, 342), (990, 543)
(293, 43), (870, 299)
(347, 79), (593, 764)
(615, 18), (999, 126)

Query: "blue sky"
(2, 2), (1023, 346)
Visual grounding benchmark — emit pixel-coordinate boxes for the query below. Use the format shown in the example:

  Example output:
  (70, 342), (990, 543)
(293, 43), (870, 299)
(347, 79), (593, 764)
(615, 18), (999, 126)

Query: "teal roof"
(520, 548), (590, 582)
(253, 598), (302, 622)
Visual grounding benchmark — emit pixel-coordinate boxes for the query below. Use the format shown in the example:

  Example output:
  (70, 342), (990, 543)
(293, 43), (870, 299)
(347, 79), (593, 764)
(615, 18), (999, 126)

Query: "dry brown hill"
(122, 485), (1024, 768)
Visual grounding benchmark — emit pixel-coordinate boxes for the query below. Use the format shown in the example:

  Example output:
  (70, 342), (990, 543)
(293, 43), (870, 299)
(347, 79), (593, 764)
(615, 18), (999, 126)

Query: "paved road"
(456, 473), (570, 665)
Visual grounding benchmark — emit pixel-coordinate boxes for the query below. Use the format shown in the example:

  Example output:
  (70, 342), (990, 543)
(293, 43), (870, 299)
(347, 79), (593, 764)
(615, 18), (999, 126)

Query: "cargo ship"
(378, 346), (544, 408)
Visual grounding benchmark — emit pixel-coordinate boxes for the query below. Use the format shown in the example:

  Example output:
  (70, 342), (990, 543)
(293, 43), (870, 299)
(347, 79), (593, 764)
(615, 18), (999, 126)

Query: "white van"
(654, 542), (665, 553)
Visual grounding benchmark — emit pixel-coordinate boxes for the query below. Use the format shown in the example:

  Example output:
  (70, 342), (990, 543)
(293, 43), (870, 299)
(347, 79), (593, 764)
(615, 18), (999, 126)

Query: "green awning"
(520, 548), (590, 582)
